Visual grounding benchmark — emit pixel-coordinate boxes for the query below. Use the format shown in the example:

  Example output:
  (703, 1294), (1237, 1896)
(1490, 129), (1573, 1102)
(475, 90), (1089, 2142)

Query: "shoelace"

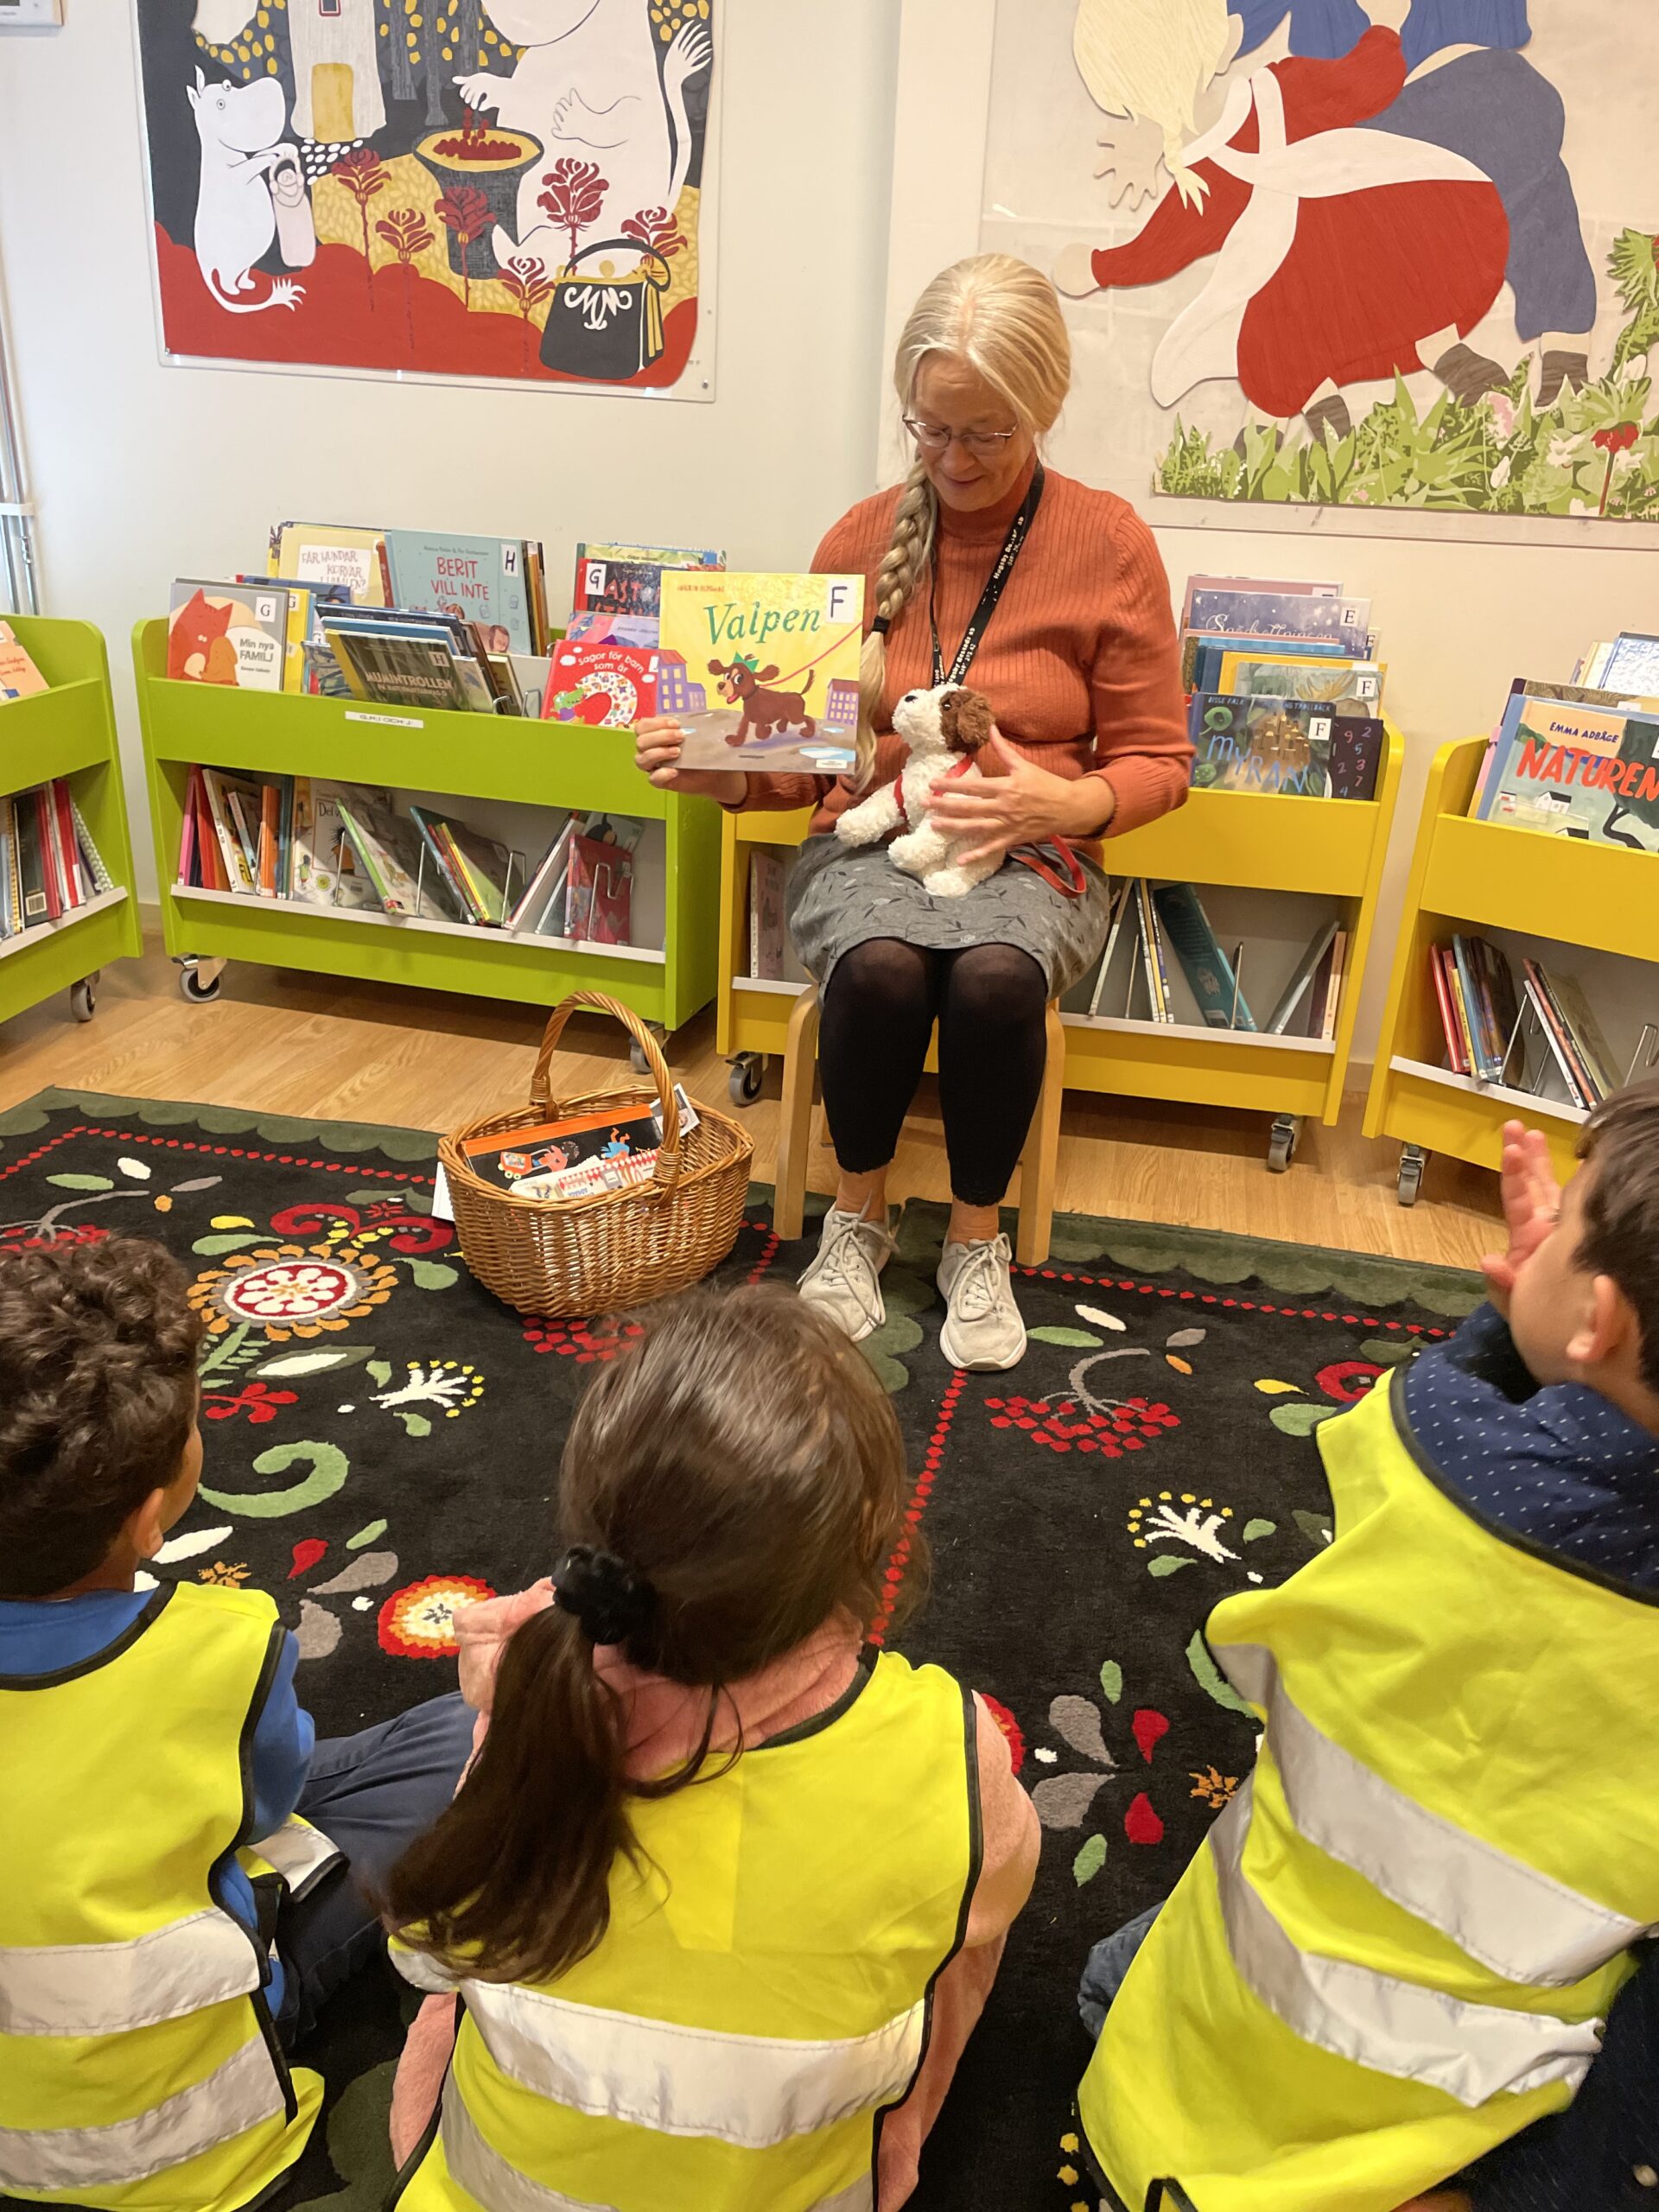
(815, 1216), (895, 1331)
(950, 1239), (1008, 1321)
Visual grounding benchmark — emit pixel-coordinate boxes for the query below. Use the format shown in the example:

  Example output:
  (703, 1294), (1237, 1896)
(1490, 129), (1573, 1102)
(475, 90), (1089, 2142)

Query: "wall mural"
(982, 1), (1659, 522)
(133, 0), (715, 392)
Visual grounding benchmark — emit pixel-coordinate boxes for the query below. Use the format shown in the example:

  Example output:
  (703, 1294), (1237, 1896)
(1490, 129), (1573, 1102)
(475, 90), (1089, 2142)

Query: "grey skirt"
(786, 834), (1113, 996)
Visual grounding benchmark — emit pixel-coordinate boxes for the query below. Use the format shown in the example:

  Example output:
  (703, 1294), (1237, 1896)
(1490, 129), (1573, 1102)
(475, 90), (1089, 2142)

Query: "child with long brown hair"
(383, 1283), (1038, 2211)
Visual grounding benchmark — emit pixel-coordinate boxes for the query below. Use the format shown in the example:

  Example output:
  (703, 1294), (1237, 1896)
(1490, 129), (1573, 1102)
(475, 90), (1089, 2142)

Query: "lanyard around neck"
(929, 461), (1046, 690)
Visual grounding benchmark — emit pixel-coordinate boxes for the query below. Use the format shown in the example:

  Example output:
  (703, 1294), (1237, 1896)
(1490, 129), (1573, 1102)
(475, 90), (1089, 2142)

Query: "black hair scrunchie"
(552, 1545), (657, 1648)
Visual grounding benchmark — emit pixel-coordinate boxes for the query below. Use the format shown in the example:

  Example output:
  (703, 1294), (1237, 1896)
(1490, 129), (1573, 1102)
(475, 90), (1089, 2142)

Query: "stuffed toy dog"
(835, 683), (1000, 897)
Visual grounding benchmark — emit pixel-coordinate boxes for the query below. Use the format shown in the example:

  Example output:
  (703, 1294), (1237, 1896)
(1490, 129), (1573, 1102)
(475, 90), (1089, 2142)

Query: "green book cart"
(132, 620), (721, 1040)
(1, 620), (141, 1028)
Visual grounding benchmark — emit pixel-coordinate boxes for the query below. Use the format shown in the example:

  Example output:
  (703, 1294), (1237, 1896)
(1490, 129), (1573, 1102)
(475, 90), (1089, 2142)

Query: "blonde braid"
(854, 460), (938, 785)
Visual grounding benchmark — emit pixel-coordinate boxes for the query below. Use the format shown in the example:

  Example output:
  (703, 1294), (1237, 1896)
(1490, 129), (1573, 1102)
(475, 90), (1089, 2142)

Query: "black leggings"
(818, 938), (1049, 1209)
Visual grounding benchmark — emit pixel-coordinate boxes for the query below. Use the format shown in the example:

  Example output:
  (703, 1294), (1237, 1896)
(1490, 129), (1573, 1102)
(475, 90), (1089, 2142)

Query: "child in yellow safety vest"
(0, 1236), (474, 2212)
(1076, 1089), (1659, 2212)
(381, 1282), (1040, 2212)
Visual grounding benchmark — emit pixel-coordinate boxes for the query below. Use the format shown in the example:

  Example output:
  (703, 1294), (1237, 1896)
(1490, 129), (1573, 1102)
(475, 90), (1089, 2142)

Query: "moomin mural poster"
(982, 0), (1659, 523)
(132, 0), (715, 391)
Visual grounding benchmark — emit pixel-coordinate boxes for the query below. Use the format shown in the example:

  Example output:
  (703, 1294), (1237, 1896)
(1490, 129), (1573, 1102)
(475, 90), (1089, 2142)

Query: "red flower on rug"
(378, 1574), (496, 1658)
(521, 1318), (645, 1362)
(981, 1694), (1026, 1774)
(985, 1393), (1179, 1456)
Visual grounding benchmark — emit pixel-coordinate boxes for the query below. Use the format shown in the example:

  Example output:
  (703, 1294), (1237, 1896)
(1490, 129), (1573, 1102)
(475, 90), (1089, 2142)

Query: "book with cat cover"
(658, 570), (864, 774)
(384, 531), (535, 656)
(267, 522), (391, 605)
(1150, 882), (1255, 1029)
(1189, 695), (1383, 801)
(1475, 681), (1659, 850)
(0, 620), (48, 702)
(545, 639), (659, 729)
(168, 582), (289, 691)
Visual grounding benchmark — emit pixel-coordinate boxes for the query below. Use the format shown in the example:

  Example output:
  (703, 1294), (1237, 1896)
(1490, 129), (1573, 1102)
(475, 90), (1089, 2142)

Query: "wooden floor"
(0, 928), (1504, 1271)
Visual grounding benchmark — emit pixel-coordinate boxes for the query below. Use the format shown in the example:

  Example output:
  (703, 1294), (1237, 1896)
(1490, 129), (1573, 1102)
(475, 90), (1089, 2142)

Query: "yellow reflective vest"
(391, 1650), (978, 2212)
(0, 1580), (330, 2211)
(1081, 1367), (1659, 2212)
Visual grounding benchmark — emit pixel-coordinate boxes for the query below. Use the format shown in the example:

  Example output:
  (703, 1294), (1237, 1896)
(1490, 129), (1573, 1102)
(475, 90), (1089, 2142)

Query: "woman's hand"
(926, 734), (1116, 867)
(633, 716), (747, 806)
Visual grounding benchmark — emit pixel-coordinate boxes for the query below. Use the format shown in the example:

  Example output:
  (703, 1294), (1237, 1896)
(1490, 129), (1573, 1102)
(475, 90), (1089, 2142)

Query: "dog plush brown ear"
(938, 686), (996, 758)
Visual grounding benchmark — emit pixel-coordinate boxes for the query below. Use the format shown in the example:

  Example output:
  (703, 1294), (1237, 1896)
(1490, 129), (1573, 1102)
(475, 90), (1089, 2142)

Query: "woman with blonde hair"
(637, 254), (1190, 1370)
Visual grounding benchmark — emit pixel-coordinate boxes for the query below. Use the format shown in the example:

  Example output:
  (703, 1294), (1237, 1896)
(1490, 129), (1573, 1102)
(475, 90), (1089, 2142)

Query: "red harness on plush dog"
(889, 754), (1089, 899)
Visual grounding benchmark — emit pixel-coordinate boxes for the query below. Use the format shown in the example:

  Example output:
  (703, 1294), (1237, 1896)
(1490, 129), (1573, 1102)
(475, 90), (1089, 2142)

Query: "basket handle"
(528, 990), (683, 1190)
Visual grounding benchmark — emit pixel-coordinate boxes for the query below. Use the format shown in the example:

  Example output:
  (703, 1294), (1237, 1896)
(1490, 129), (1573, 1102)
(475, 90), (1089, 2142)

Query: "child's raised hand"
(1479, 1121), (1561, 1314)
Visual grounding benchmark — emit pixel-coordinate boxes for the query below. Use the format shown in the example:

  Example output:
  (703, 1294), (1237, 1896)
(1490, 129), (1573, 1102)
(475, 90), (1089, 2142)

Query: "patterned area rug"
(0, 1091), (1481, 2212)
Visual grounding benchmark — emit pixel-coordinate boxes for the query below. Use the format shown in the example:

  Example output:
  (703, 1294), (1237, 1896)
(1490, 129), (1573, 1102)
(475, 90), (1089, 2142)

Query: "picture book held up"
(659, 571), (865, 775)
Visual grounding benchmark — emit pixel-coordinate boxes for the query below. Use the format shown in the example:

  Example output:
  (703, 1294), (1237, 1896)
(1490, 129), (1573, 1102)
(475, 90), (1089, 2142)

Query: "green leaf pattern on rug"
(1029, 1327), (1103, 1348)
(1361, 1338), (1417, 1365)
(1294, 1510), (1335, 1549)
(1242, 1518), (1277, 1542)
(1270, 1402), (1336, 1437)
(1099, 1661), (1123, 1705)
(1186, 1631), (1255, 1718)
(347, 1519), (388, 1548)
(857, 1266), (932, 1393)
(200, 1441), (349, 1518)
(1148, 1554), (1191, 1577)
(47, 1173), (114, 1192)
(1072, 1834), (1108, 1886)
(405, 1259), (458, 1291)
(192, 1232), (272, 1256)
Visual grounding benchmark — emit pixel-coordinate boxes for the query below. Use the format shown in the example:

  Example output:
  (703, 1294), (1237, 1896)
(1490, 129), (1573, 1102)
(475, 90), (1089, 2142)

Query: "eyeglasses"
(902, 416), (1021, 457)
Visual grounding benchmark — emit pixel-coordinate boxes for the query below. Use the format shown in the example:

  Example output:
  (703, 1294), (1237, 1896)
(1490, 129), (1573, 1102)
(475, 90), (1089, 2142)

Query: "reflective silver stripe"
(1209, 1779), (1603, 2108)
(461, 1978), (925, 2148)
(390, 1941), (461, 1995)
(0, 2033), (284, 2190)
(1216, 1641), (1649, 1986)
(0, 1910), (259, 2036)
(440, 2077), (874, 2212)
(249, 1815), (344, 1902)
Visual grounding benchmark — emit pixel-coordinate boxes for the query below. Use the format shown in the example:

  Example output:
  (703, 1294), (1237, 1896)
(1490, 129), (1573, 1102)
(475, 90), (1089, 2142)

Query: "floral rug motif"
(0, 1092), (1481, 2212)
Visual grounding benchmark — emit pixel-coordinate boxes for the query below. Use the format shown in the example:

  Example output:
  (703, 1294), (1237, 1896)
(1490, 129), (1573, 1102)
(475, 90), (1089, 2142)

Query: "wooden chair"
(772, 988), (1067, 1266)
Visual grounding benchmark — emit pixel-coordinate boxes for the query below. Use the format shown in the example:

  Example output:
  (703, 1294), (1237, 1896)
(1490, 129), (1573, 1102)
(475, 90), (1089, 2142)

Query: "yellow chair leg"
(773, 987), (822, 1243)
(1017, 1003), (1065, 1268)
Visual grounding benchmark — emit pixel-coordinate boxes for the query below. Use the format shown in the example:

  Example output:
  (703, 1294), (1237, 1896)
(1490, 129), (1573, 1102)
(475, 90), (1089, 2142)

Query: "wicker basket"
(441, 991), (753, 1318)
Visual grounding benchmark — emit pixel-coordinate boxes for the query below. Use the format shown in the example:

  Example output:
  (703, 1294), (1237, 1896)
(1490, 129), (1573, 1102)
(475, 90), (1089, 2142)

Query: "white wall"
(0, 0), (901, 899)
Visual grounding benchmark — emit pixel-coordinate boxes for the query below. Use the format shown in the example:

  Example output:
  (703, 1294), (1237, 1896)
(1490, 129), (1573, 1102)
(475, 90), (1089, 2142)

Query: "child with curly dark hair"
(0, 1235), (473, 2212)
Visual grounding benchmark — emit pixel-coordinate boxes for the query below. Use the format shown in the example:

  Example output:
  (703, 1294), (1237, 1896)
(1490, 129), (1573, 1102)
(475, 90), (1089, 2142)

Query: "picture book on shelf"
(1179, 575), (1340, 629)
(0, 780), (111, 938)
(1475, 680), (1659, 850)
(658, 571), (865, 774)
(1582, 633), (1659, 696)
(0, 621), (48, 702)
(564, 828), (632, 944)
(267, 522), (391, 605)
(409, 805), (518, 926)
(334, 789), (450, 918)
(1189, 695), (1383, 800)
(321, 610), (499, 715)
(573, 546), (722, 620)
(1215, 652), (1385, 712)
(168, 582), (288, 690)
(289, 779), (381, 911)
(545, 639), (658, 728)
(563, 611), (660, 650)
(1149, 883), (1255, 1030)
(383, 531), (537, 655)
(1185, 587), (1370, 649)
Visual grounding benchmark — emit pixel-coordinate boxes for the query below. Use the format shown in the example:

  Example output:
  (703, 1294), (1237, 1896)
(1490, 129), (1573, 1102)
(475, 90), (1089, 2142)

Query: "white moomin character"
(193, 0), (384, 145)
(453, 0), (713, 267)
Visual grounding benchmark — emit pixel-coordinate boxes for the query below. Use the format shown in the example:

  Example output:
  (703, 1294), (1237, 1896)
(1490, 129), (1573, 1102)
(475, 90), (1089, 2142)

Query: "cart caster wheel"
(69, 977), (98, 1024)
(630, 1022), (667, 1076)
(1267, 1114), (1300, 1174)
(728, 1054), (766, 1107)
(179, 966), (222, 1005)
(1396, 1147), (1427, 1208)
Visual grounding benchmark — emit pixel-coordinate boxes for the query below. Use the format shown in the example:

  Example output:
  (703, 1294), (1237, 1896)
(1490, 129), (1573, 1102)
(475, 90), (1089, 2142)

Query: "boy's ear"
(124, 1484), (174, 1564)
(1567, 1274), (1632, 1375)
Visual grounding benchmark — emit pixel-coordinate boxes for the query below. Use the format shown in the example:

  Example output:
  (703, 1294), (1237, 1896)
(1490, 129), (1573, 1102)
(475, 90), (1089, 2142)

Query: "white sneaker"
(798, 1206), (896, 1344)
(938, 1234), (1026, 1372)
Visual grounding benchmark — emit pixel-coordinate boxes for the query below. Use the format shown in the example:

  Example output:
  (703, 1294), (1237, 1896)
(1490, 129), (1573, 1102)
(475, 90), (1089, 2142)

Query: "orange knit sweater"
(737, 458), (1193, 853)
